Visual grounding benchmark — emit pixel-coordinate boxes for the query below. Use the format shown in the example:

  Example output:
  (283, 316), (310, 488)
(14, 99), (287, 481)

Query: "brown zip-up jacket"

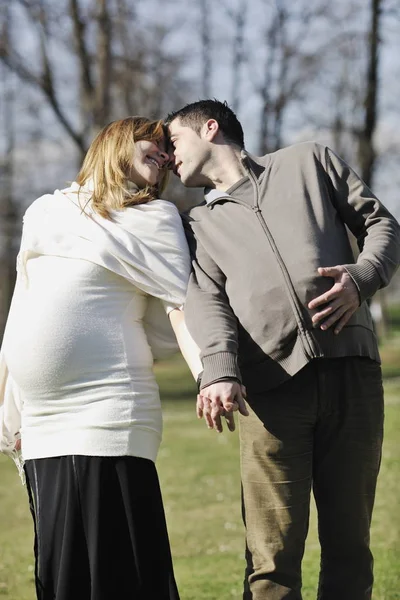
(183, 142), (400, 393)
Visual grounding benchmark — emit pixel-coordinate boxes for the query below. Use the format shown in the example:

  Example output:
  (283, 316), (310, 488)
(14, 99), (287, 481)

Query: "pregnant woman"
(0, 116), (201, 600)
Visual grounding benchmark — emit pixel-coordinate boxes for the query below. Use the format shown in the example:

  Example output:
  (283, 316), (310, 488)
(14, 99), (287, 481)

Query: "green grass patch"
(1, 353), (399, 599)
(387, 303), (400, 331)
(380, 332), (400, 379)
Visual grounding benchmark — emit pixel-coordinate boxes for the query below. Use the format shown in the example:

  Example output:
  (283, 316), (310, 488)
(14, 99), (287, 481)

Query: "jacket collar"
(204, 150), (268, 205)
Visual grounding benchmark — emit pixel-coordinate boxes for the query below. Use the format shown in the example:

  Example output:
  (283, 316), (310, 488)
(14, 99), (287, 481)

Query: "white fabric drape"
(0, 184), (190, 466)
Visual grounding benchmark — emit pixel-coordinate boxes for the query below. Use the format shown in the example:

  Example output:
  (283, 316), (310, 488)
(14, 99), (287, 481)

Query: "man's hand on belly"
(308, 265), (360, 334)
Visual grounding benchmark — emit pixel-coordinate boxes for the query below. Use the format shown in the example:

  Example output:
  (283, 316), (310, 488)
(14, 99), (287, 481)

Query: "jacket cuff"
(200, 352), (241, 389)
(344, 260), (381, 304)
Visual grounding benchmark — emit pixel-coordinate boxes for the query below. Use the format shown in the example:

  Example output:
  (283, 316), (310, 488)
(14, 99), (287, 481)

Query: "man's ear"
(201, 119), (219, 141)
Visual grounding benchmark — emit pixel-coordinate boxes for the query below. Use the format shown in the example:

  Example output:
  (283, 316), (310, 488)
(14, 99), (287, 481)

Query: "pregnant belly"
(4, 302), (153, 397)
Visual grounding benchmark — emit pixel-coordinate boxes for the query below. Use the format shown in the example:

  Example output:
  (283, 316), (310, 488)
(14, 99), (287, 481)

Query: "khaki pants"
(240, 357), (384, 600)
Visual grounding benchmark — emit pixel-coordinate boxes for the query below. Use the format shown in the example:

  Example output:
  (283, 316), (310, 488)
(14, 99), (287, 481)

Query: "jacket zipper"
(209, 177), (317, 360)
(251, 204), (317, 358)
(248, 168), (317, 359)
(250, 168), (318, 358)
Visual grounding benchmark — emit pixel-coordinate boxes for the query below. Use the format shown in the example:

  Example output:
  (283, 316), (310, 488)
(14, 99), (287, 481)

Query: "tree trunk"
(94, 0), (112, 129)
(229, 0), (247, 113)
(200, 0), (211, 97)
(0, 64), (18, 341)
(358, 0), (381, 188)
(358, 0), (388, 338)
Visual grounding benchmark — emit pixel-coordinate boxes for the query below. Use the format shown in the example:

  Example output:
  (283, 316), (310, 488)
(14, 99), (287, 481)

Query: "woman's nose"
(158, 150), (169, 165)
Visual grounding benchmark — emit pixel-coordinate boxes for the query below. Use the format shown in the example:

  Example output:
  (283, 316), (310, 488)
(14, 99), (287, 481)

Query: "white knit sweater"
(0, 184), (191, 467)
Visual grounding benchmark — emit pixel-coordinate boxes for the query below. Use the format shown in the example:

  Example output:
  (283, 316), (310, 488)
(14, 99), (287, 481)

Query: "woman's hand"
(197, 381), (248, 433)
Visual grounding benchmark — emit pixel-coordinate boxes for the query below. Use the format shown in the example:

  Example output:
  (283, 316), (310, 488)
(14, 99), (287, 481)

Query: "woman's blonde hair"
(76, 116), (169, 219)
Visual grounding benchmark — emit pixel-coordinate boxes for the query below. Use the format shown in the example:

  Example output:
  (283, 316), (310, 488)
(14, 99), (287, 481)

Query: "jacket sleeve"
(183, 219), (241, 388)
(324, 145), (400, 303)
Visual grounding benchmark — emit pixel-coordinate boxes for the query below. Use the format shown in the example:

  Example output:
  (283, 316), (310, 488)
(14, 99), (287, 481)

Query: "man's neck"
(205, 146), (246, 191)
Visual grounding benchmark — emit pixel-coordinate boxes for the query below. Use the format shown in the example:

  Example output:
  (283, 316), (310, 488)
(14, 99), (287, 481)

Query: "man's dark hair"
(165, 99), (245, 149)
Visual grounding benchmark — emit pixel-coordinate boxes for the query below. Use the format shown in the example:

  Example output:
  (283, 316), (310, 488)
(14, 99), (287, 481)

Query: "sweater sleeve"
(183, 223), (241, 388)
(323, 146), (400, 303)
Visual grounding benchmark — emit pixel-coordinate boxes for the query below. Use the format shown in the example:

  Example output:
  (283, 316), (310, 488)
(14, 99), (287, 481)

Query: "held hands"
(308, 265), (360, 334)
(197, 380), (249, 433)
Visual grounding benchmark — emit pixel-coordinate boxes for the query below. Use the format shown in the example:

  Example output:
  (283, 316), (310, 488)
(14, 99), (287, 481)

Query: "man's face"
(167, 118), (209, 187)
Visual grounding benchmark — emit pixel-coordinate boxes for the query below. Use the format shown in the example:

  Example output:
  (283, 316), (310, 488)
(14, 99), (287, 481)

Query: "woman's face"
(129, 139), (169, 187)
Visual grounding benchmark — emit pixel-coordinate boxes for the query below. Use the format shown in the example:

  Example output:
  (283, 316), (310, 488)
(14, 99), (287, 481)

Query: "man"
(165, 99), (400, 600)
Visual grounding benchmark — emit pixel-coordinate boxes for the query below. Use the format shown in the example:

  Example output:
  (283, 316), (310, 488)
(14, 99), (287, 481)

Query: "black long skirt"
(24, 455), (180, 600)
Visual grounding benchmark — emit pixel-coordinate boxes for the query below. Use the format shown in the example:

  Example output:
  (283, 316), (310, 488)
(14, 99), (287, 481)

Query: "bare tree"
(358, 0), (381, 187)
(69, 0), (96, 141)
(221, 0), (247, 113)
(358, 0), (389, 338)
(94, 0), (112, 126)
(255, 0), (335, 154)
(0, 0), (88, 154)
(328, 31), (365, 163)
(0, 8), (19, 342)
(200, 0), (212, 97)
(0, 0), (190, 159)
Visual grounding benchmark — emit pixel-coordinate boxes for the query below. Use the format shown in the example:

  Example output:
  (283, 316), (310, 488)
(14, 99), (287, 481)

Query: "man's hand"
(197, 380), (248, 433)
(308, 265), (360, 334)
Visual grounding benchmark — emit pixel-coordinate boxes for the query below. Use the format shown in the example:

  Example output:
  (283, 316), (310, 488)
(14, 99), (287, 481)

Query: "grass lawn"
(1, 349), (399, 599)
